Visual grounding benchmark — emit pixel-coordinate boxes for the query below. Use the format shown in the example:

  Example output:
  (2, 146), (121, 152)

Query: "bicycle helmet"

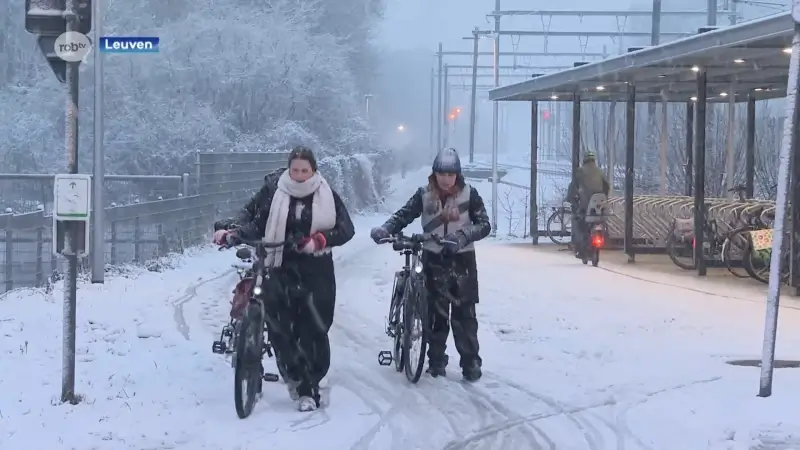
(583, 151), (596, 164)
(432, 147), (462, 174)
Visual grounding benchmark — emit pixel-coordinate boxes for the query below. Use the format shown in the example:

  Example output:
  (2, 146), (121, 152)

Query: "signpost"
(25, 0), (91, 404)
(758, 0), (800, 397)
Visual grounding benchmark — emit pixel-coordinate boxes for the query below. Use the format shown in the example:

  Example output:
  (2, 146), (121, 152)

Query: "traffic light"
(542, 110), (551, 120)
(25, 0), (92, 36)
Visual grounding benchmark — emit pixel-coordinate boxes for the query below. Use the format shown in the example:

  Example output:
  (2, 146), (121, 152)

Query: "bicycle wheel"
(234, 303), (263, 419)
(402, 276), (428, 384)
(547, 210), (571, 245)
(721, 228), (752, 278)
(666, 233), (696, 270)
(392, 298), (405, 373)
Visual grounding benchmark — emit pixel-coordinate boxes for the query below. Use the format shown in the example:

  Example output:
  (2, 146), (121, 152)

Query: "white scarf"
(263, 170), (337, 267)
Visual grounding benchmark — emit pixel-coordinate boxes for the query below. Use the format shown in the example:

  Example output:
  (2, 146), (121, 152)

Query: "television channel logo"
(99, 37), (160, 53)
(53, 32), (92, 62)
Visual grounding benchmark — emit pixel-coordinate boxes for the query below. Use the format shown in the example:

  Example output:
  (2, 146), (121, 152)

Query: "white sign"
(54, 174), (92, 221)
(54, 31), (92, 63)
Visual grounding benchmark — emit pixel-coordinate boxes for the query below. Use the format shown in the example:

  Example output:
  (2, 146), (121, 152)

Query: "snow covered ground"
(3, 171), (800, 449)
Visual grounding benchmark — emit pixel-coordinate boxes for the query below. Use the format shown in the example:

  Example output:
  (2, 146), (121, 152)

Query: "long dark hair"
(427, 173), (466, 199)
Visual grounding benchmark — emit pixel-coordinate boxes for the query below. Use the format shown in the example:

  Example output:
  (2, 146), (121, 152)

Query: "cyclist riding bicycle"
(370, 148), (491, 382)
(213, 146), (355, 412)
(565, 151), (609, 258)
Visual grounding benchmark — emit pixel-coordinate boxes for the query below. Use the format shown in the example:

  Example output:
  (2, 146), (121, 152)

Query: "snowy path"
(3, 216), (800, 449)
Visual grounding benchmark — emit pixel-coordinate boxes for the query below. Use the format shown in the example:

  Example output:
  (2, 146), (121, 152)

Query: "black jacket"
(381, 185), (491, 245)
(214, 168), (285, 231)
(236, 175), (355, 249)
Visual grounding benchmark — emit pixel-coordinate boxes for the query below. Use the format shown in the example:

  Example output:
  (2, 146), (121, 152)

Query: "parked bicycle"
(545, 203), (572, 245)
(376, 232), (456, 384)
(211, 236), (301, 419)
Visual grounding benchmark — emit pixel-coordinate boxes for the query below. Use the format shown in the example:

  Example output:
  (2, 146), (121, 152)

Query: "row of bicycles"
(542, 185), (788, 284)
(664, 186), (787, 284)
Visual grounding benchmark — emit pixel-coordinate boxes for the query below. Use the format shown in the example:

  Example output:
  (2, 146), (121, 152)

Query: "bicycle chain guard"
(378, 350), (393, 366)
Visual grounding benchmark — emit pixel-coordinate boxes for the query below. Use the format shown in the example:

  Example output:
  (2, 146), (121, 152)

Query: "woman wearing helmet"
(369, 148), (491, 381)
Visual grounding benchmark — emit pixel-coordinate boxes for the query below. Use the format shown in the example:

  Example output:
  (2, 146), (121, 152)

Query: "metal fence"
(0, 151), (386, 294)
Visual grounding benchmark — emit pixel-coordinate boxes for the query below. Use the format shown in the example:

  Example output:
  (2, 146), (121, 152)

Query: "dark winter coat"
(235, 172), (355, 255)
(381, 176), (491, 252)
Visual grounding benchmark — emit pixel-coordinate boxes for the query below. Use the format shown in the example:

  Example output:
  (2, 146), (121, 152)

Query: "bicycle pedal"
(263, 372), (280, 382)
(212, 341), (226, 354)
(377, 350), (393, 366)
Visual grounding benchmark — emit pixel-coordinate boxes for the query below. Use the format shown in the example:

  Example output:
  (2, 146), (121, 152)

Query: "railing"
(0, 151), (388, 294)
(0, 173), (190, 215)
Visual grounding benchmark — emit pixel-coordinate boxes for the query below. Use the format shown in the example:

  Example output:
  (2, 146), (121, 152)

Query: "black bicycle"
(376, 233), (455, 383)
(212, 236), (299, 419)
(546, 203), (572, 245)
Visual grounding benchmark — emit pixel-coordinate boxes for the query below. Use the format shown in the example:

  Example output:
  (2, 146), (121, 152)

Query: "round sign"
(54, 31), (92, 62)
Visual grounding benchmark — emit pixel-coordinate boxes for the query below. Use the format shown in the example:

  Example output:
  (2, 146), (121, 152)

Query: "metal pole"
(364, 94), (371, 121)
(468, 28), (480, 164)
(725, 82), (736, 199)
(685, 102), (695, 196)
(62, 0), (80, 404)
(429, 67), (435, 151)
(437, 42), (443, 151)
(745, 95), (756, 198)
(91, 0), (104, 284)
(707, 0), (717, 25)
(759, 17), (800, 398)
(651, 0), (662, 45)
(530, 100), (539, 244)
(490, 0), (501, 235)
(608, 101), (616, 196)
(443, 65), (450, 148)
(660, 100), (668, 194)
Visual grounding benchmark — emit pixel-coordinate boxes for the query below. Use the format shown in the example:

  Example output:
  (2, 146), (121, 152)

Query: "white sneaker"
(298, 396), (317, 412)
(286, 379), (300, 401)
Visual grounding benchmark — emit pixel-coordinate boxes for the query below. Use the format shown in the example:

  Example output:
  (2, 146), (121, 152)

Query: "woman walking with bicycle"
(213, 146), (355, 412)
(370, 148), (491, 382)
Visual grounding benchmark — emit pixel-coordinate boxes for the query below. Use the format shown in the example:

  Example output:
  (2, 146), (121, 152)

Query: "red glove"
(300, 232), (327, 254)
(213, 229), (229, 245)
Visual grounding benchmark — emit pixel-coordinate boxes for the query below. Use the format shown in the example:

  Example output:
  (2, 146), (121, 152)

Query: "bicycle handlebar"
(379, 232), (457, 247)
(218, 234), (304, 251)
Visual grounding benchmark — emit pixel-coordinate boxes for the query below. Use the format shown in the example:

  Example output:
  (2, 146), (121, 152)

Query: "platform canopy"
(489, 12), (793, 103)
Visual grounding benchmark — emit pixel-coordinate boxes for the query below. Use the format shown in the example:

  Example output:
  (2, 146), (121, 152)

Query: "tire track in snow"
(171, 269), (235, 340)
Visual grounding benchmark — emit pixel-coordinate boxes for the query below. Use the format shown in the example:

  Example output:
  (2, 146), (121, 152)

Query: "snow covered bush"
(0, 0), (391, 207)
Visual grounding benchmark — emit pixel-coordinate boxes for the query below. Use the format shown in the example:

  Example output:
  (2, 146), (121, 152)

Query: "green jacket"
(567, 162), (610, 209)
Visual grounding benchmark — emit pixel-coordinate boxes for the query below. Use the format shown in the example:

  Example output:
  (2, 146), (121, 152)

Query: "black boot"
(462, 361), (482, 382)
(427, 364), (446, 377)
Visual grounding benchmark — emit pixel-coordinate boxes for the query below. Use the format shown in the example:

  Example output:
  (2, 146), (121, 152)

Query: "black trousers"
(264, 254), (336, 401)
(422, 250), (481, 370)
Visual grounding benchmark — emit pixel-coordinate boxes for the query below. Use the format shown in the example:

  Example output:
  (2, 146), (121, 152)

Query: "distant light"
(596, 85), (605, 91)
(455, 107), (461, 114)
(542, 110), (551, 120)
(449, 113), (456, 120)
(720, 92), (728, 97)
(397, 125), (405, 131)
(691, 66), (700, 72)
(550, 94), (558, 100)
(733, 58), (745, 63)
(755, 88), (763, 91)
(784, 47), (793, 54)
(690, 96), (698, 101)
